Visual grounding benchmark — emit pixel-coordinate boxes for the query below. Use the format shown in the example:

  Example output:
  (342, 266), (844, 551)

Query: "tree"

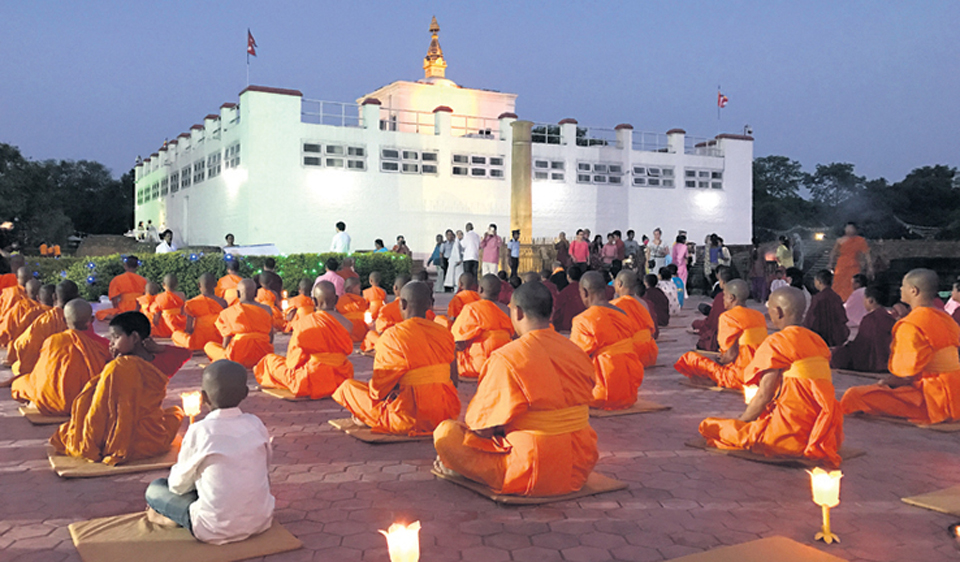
(753, 155), (804, 200)
(752, 155), (818, 236)
(805, 162), (865, 208)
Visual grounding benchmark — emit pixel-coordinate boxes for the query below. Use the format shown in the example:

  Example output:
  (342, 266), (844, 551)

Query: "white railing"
(686, 136), (723, 157)
(632, 131), (670, 153)
(578, 127), (619, 148)
(301, 99), (363, 127)
(450, 114), (500, 139)
(378, 108), (435, 134)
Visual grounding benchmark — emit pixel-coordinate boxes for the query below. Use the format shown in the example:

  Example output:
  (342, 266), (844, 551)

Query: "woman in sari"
(670, 234), (689, 289)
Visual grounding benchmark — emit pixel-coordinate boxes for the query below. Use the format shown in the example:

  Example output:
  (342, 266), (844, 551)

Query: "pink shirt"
(569, 240), (589, 263)
(313, 270), (344, 297)
(480, 234), (502, 264)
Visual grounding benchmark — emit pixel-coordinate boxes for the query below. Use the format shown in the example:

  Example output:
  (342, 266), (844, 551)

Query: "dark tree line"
(0, 143), (133, 251)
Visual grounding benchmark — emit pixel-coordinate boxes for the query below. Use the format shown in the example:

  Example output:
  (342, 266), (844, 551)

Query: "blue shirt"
(507, 239), (521, 258)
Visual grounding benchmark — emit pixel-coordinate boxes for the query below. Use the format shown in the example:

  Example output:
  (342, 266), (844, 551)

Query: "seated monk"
(612, 270), (659, 367)
(535, 270), (560, 314)
(570, 271), (644, 410)
(361, 274), (410, 353)
(50, 311), (183, 465)
(693, 266), (732, 352)
(0, 254), (25, 293)
(699, 287), (844, 467)
(337, 277), (368, 343)
(433, 281), (599, 496)
(831, 285), (895, 372)
(3, 284), (54, 357)
(497, 271), (514, 306)
(436, 273), (481, 330)
(9, 281), (79, 375)
(151, 274), (186, 338)
(451, 274), (514, 380)
(171, 273), (227, 351)
(804, 270), (850, 347)
(284, 278), (316, 333)
(675, 280), (767, 390)
(137, 281), (160, 321)
(841, 269), (960, 424)
(11, 299), (113, 415)
(260, 258), (284, 298)
(255, 273), (285, 331)
(204, 279), (274, 369)
(362, 272), (386, 320)
(215, 259), (243, 306)
(552, 265), (587, 332)
(643, 274), (670, 327)
(0, 265), (32, 320)
(333, 281), (459, 435)
(95, 255), (148, 322)
(337, 257), (360, 282)
(0, 279), (44, 348)
(255, 281), (354, 399)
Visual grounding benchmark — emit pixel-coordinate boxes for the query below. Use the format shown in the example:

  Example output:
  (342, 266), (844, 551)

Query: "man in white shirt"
(313, 257), (345, 297)
(145, 360), (274, 545)
(462, 222), (481, 278)
(330, 221), (351, 254)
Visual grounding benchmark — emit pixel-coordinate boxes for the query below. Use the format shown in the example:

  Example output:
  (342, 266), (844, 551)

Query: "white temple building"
(133, 17), (753, 256)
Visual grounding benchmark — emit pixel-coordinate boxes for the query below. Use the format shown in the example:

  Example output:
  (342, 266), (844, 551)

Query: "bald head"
(615, 270), (640, 296)
(202, 360), (249, 409)
(16, 266), (31, 285)
(511, 281), (553, 322)
(313, 281), (338, 309)
(55, 281), (79, 308)
(344, 276), (361, 295)
(479, 274), (501, 300)
(521, 271), (539, 284)
(24, 278), (41, 299)
(580, 271), (607, 295)
(400, 280), (432, 319)
(64, 298), (93, 331)
(458, 272), (477, 291)
(144, 281), (161, 296)
(163, 273), (178, 291)
(198, 272), (216, 293)
(393, 274), (411, 295)
(724, 279), (750, 305)
(7, 254), (24, 272)
(903, 268), (939, 302)
(38, 284), (55, 307)
(237, 278), (257, 300)
(298, 278), (312, 295)
(768, 287), (806, 327)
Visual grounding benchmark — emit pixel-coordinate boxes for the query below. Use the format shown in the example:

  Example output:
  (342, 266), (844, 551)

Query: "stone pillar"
(511, 120), (534, 274)
(433, 105), (452, 136)
(667, 128), (686, 154)
(361, 98), (382, 130)
(559, 118), (578, 146)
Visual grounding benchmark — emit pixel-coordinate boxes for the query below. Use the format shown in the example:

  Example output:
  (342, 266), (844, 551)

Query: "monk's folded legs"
(699, 417), (753, 451)
(203, 342), (227, 363)
(840, 385), (930, 423)
(675, 352), (742, 389)
(433, 420), (506, 492)
(637, 342), (658, 368)
(253, 355), (290, 390)
(332, 380), (381, 428)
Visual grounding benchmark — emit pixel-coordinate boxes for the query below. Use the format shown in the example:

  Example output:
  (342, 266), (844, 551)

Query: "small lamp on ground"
(743, 385), (759, 405)
(181, 391), (202, 424)
(809, 467), (842, 544)
(364, 311), (373, 325)
(380, 521), (420, 562)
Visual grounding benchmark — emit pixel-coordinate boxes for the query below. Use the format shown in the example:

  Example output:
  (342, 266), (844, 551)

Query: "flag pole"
(717, 84), (721, 136)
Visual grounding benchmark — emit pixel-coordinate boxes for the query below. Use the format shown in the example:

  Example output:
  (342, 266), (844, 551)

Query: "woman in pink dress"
(670, 234), (689, 291)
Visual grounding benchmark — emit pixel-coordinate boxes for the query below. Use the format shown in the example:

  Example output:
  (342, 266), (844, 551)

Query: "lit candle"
(181, 391), (202, 423)
(281, 299), (289, 311)
(809, 468), (842, 544)
(379, 521), (420, 562)
(743, 385), (758, 404)
(365, 311), (373, 325)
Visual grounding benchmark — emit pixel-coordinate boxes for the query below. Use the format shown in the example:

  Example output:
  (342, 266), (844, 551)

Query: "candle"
(365, 311), (373, 324)
(181, 391), (202, 422)
(809, 468), (842, 544)
(379, 521), (420, 562)
(743, 385), (758, 404)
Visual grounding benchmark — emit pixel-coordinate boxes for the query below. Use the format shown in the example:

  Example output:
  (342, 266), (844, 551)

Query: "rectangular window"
(402, 150), (419, 160)
(662, 179), (673, 187)
(490, 169), (504, 178)
(303, 143), (321, 153)
(685, 170), (696, 178)
(381, 148), (400, 160)
(326, 158), (344, 168)
(578, 162), (591, 172)
(711, 171), (723, 179)
(534, 171), (549, 180)
(608, 164), (622, 174)
(577, 174), (591, 183)
(633, 166), (646, 176)
(662, 168), (674, 177)
(207, 152), (222, 178)
(648, 168), (661, 177)
(608, 176), (622, 184)
(453, 154), (469, 164)
(381, 161), (399, 172)
(551, 160), (565, 170)
(181, 166), (191, 188)
(304, 156), (322, 166)
(471, 168), (487, 177)
(160, 178), (169, 196)
(685, 180), (696, 188)
(170, 172), (179, 193)
(535, 160), (549, 169)
(551, 172), (564, 181)
(633, 177), (646, 186)
(711, 181), (723, 189)
(326, 145), (344, 155)
(593, 175), (607, 183)
(422, 164), (438, 174)
(402, 163), (419, 173)
(225, 144), (240, 168)
(347, 160), (366, 170)
(698, 181), (709, 188)
(489, 157), (504, 167)
(594, 164), (608, 173)
(471, 156), (487, 165)
(347, 146), (365, 157)
(649, 178), (661, 186)
(421, 152), (438, 162)
(453, 166), (468, 176)
(193, 160), (205, 184)
(699, 171), (710, 178)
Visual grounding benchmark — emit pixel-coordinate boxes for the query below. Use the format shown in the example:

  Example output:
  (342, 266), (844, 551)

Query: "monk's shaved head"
(64, 298), (93, 331)
(24, 278), (41, 299)
(393, 274), (411, 294)
(511, 281), (552, 321)
(198, 272), (216, 292)
(458, 272), (477, 290)
(724, 279), (750, 304)
(16, 266), (32, 285)
(237, 278), (257, 300)
(202, 360), (249, 409)
(580, 271), (607, 295)
(369, 271), (382, 285)
(344, 277), (361, 294)
(521, 271), (539, 284)
(226, 258), (239, 273)
(400, 280), (433, 319)
(616, 270), (640, 292)
(6, 254), (24, 272)
(163, 273), (178, 290)
(38, 284), (55, 307)
(144, 281), (161, 296)
(768, 287), (806, 325)
(313, 281), (338, 308)
(904, 268), (939, 298)
(123, 255), (140, 270)
(55, 281), (79, 308)
(479, 274), (501, 299)
(298, 278), (313, 295)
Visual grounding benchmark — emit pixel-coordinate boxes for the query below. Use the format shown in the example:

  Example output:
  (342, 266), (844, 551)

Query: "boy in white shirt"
(145, 360), (275, 544)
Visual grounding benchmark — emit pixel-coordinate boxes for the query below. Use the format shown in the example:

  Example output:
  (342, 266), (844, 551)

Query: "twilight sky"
(1, 1), (957, 182)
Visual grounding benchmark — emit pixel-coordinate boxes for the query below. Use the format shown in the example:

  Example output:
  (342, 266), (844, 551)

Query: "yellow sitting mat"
(327, 418), (433, 444)
(832, 368), (888, 380)
(901, 485), (960, 516)
(851, 412), (960, 433)
(666, 536), (848, 562)
(258, 387), (311, 402)
(589, 399), (671, 418)
(47, 442), (180, 479)
(19, 404), (70, 425)
(432, 469), (627, 505)
(685, 437), (865, 468)
(678, 379), (742, 394)
(69, 512), (302, 562)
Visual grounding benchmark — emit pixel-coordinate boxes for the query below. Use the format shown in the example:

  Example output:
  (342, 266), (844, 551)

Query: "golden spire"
(423, 16), (447, 80)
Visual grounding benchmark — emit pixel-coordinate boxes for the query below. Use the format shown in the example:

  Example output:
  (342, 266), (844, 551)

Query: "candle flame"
(180, 391), (202, 418)
(808, 467), (842, 507)
(365, 311), (373, 324)
(379, 521), (420, 562)
(743, 385), (759, 404)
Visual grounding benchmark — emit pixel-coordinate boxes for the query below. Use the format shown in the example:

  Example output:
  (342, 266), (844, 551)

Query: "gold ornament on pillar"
(423, 17), (447, 80)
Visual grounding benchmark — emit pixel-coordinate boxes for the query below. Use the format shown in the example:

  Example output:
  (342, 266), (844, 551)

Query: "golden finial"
(423, 16), (447, 79)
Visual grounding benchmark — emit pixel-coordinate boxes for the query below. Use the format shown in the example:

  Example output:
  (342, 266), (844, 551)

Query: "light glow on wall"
(222, 168), (248, 200)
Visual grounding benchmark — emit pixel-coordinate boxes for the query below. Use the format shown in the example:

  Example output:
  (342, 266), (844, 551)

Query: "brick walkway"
(1, 294), (958, 561)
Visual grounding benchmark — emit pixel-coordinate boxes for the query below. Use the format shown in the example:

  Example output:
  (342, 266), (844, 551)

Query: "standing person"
(588, 235), (603, 270)
(223, 233), (236, 249)
(555, 232), (571, 268)
(507, 230), (521, 279)
(568, 230), (589, 268)
(748, 239), (767, 302)
(670, 234), (689, 294)
(600, 234), (618, 271)
(612, 230), (625, 275)
(462, 223), (481, 278)
(156, 230), (177, 254)
(791, 233), (805, 271)
(440, 230), (455, 292)
(830, 222), (873, 301)
(330, 221), (351, 254)
(480, 224), (502, 276)
(704, 234), (721, 285)
(391, 235), (412, 257)
(427, 234), (445, 293)
(649, 228), (669, 272)
(623, 230), (640, 269)
(776, 236), (794, 269)
(444, 231), (463, 292)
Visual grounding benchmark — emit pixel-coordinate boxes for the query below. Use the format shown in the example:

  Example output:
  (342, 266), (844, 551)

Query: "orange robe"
(151, 291), (185, 338)
(11, 330), (113, 416)
(94, 272), (148, 321)
(699, 325), (844, 467)
(0, 273), (16, 291)
(0, 284), (27, 319)
(284, 294), (315, 333)
(10, 307), (67, 376)
(204, 303), (274, 368)
(570, 306), (644, 410)
(445, 290), (480, 325)
(255, 311), (354, 399)
(50, 355), (183, 465)
(256, 288), (285, 331)
(215, 273), (242, 306)
(451, 300), (514, 379)
(336, 293), (368, 343)
(361, 298), (400, 352)
(434, 328), (598, 496)
(362, 286), (386, 319)
(610, 296), (659, 367)
(833, 235), (870, 301)
(0, 298), (46, 348)
(333, 317), (459, 435)
(171, 295), (225, 351)
(841, 307), (960, 424)
(675, 306), (768, 389)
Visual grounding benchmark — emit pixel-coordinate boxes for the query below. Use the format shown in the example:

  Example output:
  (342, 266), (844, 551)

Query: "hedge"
(22, 252), (412, 301)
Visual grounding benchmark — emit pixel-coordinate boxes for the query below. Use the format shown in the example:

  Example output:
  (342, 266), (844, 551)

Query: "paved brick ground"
(2, 294), (959, 561)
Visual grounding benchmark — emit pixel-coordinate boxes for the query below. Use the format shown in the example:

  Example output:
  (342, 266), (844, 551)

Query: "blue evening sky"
(1, 1), (956, 182)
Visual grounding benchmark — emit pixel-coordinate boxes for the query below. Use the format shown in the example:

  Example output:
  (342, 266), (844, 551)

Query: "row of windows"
(137, 144), (240, 204)
(302, 143), (366, 170)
